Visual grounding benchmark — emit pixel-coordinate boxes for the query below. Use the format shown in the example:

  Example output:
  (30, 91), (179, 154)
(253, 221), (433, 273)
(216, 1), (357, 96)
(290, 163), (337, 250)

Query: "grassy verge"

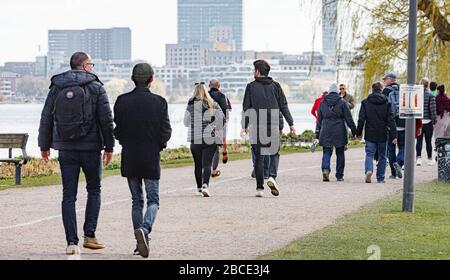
(0, 139), (363, 191)
(258, 180), (450, 260)
(0, 147), (306, 190)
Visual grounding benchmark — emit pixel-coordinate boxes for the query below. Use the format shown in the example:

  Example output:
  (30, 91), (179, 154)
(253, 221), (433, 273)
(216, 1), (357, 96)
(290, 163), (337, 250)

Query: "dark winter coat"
(38, 70), (114, 152)
(242, 76), (294, 145)
(114, 87), (172, 180)
(384, 83), (405, 129)
(209, 88), (229, 119)
(316, 92), (357, 148)
(356, 92), (397, 143)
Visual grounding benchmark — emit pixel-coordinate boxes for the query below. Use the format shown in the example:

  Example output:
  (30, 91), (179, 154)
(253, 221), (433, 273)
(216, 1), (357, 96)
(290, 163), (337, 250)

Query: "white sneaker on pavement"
(416, 157), (422, 166)
(255, 190), (264, 198)
(201, 184), (210, 197)
(267, 177), (280, 197)
(66, 243), (81, 255)
(428, 159), (435, 166)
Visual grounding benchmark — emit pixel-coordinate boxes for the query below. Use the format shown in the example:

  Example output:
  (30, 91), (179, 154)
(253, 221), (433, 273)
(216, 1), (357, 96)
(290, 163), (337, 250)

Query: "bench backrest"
(0, 134), (29, 149)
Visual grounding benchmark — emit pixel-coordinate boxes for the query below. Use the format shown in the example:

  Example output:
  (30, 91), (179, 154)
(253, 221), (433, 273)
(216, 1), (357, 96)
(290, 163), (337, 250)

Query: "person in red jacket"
(311, 91), (328, 124)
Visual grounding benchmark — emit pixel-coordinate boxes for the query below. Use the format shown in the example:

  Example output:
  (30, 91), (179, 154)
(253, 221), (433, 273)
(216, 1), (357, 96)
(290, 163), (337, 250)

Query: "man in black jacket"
(38, 52), (115, 255)
(242, 60), (296, 198)
(114, 63), (172, 258)
(357, 82), (398, 183)
(209, 79), (230, 178)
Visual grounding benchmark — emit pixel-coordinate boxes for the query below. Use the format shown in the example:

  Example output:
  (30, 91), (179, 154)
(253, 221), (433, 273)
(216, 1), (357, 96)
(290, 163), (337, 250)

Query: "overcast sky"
(0, 0), (323, 66)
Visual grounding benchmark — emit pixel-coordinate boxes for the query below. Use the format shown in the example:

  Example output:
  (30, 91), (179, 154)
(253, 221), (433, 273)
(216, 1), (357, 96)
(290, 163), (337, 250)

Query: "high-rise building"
(34, 56), (48, 77)
(166, 44), (207, 68)
(178, 0), (243, 51)
(47, 28), (132, 75)
(322, 0), (338, 62)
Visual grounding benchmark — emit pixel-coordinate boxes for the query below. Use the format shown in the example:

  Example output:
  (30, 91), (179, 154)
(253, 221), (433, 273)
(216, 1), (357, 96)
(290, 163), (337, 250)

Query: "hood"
(50, 70), (102, 89)
(324, 92), (341, 106)
(367, 92), (388, 105)
(255, 76), (274, 85)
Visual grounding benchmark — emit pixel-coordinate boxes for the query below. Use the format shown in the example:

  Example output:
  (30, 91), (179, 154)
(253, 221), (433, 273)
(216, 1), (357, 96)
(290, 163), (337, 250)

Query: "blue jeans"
(322, 147), (345, 179)
(58, 151), (102, 245)
(127, 178), (160, 236)
(365, 141), (388, 181)
(388, 130), (405, 176)
(251, 147), (279, 178)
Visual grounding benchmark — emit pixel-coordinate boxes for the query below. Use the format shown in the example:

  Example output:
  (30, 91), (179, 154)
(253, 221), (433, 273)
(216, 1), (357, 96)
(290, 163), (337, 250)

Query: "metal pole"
(403, 0), (418, 213)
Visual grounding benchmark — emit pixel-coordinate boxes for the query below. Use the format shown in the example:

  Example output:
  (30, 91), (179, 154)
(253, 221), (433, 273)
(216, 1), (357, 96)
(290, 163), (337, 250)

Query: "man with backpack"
(38, 52), (115, 256)
(383, 72), (404, 179)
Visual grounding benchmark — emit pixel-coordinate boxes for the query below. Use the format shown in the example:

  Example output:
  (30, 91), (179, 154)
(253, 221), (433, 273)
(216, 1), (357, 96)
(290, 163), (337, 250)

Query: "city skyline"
(0, 0), (323, 66)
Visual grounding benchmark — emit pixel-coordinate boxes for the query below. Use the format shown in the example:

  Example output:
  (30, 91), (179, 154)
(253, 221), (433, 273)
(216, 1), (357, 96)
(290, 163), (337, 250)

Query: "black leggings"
(416, 122), (434, 159)
(190, 144), (217, 189)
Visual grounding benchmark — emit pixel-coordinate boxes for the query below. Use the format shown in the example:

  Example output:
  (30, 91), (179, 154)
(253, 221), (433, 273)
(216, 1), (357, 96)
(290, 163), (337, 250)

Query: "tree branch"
(419, 0), (450, 41)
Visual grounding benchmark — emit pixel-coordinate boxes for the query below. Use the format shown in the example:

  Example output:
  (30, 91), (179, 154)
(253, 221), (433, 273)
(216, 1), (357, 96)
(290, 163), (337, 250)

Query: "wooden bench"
(0, 134), (30, 185)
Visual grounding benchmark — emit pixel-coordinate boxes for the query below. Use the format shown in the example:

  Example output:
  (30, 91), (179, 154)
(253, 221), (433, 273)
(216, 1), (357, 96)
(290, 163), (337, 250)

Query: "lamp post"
(403, 0), (418, 213)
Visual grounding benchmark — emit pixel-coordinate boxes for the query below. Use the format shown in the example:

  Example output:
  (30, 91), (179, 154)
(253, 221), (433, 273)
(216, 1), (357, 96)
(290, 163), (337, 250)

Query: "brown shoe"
(211, 170), (221, 178)
(83, 237), (106, 250)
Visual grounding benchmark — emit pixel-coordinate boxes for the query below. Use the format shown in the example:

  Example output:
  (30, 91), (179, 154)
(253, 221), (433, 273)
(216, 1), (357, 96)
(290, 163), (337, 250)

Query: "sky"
(0, 0), (323, 66)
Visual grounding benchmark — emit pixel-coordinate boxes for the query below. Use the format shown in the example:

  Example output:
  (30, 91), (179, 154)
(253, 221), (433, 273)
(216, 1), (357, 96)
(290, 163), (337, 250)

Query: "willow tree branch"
(419, 0), (450, 41)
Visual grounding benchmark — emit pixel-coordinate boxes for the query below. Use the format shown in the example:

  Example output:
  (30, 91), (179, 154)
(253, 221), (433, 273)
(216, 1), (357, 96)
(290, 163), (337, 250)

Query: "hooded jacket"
(38, 70), (114, 152)
(316, 91), (357, 148)
(357, 92), (397, 143)
(242, 76), (294, 145)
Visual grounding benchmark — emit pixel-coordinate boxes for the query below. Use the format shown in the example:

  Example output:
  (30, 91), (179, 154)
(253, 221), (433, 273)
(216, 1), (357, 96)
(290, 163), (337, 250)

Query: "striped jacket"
(423, 89), (437, 123)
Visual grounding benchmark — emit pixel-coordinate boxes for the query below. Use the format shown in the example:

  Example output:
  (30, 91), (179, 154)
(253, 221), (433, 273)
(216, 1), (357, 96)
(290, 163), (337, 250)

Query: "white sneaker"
(196, 189), (203, 196)
(201, 184), (210, 197)
(267, 177), (280, 196)
(428, 159), (435, 166)
(66, 244), (81, 255)
(416, 157), (422, 166)
(255, 190), (264, 198)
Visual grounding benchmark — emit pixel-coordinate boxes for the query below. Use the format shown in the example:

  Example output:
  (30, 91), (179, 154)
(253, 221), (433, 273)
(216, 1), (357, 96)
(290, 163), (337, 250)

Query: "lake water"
(0, 103), (316, 158)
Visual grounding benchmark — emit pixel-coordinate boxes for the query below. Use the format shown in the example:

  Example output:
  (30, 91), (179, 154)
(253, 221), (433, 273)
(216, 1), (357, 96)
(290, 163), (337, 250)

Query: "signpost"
(403, 0), (418, 213)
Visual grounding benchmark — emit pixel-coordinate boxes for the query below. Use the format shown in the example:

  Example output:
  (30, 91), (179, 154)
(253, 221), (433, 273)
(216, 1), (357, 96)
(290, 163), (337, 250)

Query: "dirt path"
(0, 148), (437, 260)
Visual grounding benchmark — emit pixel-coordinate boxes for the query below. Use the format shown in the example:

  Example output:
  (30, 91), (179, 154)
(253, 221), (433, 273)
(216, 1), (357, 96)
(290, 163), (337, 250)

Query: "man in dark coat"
(356, 82), (397, 184)
(316, 83), (357, 182)
(383, 72), (404, 179)
(114, 63), (172, 258)
(38, 52), (115, 255)
(242, 60), (296, 198)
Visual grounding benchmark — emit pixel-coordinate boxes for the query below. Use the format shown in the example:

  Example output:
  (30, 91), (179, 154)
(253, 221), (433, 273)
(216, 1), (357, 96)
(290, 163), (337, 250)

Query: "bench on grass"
(0, 134), (30, 185)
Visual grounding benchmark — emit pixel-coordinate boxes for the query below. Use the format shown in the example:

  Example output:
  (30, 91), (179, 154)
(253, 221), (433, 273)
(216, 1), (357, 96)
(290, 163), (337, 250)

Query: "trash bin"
(436, 138), (450, 183)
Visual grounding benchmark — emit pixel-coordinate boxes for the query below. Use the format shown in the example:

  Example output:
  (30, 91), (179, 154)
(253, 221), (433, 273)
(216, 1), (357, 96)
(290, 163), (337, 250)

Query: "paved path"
(0, 148), (437, 260)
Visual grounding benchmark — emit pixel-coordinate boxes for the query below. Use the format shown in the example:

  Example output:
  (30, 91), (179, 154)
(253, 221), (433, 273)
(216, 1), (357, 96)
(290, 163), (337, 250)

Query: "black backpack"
(53, 85), (93, 141)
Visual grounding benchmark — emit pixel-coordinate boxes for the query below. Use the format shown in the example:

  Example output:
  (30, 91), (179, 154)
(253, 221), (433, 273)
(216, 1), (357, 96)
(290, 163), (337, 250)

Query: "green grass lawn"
(258, 180), (450, 260)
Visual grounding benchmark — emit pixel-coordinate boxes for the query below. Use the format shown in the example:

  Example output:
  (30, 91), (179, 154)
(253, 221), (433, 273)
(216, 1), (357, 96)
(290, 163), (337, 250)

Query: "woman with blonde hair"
(184, 82), (224, 197)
